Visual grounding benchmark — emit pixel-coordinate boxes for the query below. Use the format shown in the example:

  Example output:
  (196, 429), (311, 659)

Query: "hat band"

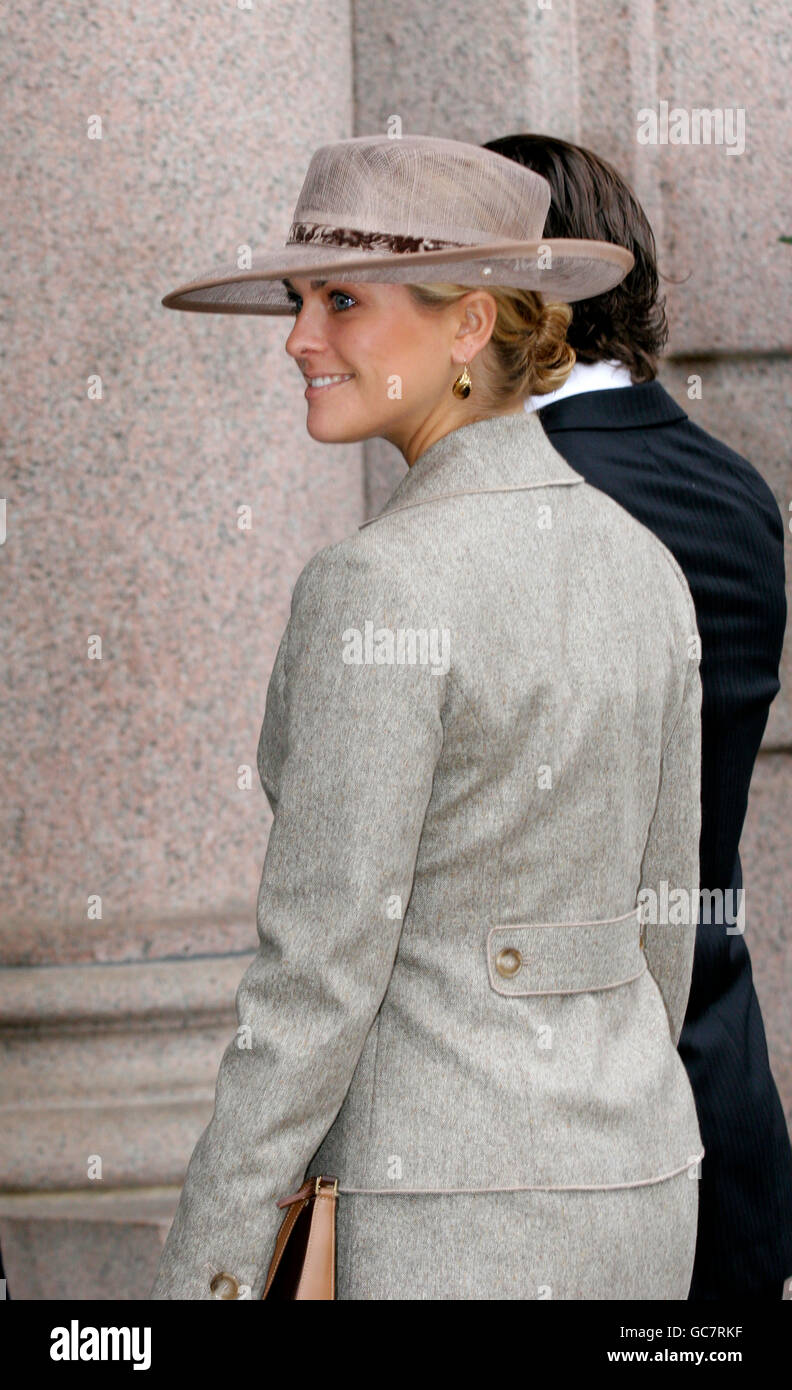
(286, 220), (466, 255)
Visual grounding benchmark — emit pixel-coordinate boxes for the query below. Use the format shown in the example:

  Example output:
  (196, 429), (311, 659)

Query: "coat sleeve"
(638, 617), (703, 1048)
(150, 540), (446, 1299)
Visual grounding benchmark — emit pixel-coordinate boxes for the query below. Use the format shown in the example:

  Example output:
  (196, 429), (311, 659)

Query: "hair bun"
(519, 299), (576, 394)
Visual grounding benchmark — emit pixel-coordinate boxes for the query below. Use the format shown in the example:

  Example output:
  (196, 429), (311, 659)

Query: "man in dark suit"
(483, 133), (792, 1301)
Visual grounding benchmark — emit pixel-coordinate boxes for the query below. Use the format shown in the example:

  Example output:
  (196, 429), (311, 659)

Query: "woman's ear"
(453, 292), (497, 359)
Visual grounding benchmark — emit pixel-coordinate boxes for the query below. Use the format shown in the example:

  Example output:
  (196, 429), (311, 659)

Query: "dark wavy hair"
(482, 134), (668, 383)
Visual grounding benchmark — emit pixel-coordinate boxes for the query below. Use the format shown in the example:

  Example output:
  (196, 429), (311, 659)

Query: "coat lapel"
(359, 409), (584, 530)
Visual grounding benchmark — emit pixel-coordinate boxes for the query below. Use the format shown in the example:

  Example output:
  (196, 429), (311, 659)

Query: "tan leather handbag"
(261, 1176), (339, 1300)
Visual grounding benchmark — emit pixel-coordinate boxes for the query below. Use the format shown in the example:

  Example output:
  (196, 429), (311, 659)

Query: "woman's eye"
(286, 289), (356, 315)
(329, 290), (356, 311)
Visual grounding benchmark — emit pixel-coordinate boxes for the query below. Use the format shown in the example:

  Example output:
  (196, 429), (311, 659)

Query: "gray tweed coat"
(151, 409), (704, 1300)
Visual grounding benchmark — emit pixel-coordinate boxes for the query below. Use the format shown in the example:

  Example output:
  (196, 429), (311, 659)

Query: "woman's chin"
(305, 411), (366, 444)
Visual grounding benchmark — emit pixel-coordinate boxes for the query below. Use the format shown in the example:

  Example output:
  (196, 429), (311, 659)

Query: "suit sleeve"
(256, 621), (288, 815)
(149, 541), (445, 1298)
(638, 621), (703, 1048)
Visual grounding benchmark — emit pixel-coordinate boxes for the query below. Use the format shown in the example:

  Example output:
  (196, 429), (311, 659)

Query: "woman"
(151, 134), (704, 1300)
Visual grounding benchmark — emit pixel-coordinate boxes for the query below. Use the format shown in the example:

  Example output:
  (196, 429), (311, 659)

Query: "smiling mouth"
(304, 373), (355, 396)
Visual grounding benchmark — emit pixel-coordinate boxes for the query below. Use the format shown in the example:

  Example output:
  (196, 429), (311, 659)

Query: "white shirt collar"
(523, 359), (633, 415)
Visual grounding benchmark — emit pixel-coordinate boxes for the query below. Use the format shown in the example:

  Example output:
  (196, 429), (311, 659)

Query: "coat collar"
(359, 409), (584, 530)
(536, 379), (688, 433)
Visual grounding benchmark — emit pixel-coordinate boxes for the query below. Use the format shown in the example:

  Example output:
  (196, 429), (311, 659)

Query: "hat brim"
(160, 238), (634, 313)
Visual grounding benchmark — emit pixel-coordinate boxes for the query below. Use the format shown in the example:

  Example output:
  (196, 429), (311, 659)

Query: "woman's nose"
(285, 306), (327, 359)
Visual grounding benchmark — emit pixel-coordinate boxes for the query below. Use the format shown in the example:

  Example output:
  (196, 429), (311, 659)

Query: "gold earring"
(452, 361), (472, 398)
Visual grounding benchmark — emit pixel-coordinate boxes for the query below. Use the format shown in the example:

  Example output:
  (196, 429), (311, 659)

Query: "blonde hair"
(407, 283), (576, 408)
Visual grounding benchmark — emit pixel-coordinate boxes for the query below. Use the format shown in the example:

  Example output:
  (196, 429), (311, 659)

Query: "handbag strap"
(275, 1175), (338, 1208)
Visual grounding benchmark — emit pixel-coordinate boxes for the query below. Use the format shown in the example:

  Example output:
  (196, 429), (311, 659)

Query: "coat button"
(209, 1271), (240, 1299)
(495, 947), (522, 978)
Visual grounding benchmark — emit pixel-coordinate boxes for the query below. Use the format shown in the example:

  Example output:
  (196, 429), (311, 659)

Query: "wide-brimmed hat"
(161, 134), (634, 314)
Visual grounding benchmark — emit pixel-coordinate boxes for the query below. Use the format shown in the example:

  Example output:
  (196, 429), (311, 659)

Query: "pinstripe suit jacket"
(151, 408), (704, 1299)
